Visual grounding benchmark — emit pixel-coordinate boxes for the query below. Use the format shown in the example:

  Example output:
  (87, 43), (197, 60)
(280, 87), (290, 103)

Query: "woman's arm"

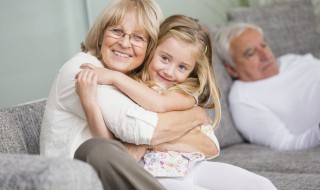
(151, 128), (219, 159)
(150, 106), (212, 145)
(81, 63), (195, 112)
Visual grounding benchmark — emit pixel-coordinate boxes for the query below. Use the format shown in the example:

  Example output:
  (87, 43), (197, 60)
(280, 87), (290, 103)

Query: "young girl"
(77, 15), (277, 190)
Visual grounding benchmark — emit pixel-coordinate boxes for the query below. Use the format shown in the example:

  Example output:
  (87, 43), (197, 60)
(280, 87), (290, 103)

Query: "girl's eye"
(178, 65), (187, 71)
(161, 55), (170, 63)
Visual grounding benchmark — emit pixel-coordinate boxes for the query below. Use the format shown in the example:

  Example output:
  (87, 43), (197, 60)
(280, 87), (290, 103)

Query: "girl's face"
(147, 37), (197, 88)
(100, 10), (149, 74)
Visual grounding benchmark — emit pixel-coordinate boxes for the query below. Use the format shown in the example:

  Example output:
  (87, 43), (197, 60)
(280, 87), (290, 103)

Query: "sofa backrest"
(0, 100), (46, 154)
(212, 0), (320, 148)
(227, 0), (320, 58)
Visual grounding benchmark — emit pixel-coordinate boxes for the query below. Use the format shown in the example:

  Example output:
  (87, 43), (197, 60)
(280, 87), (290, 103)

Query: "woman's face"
(100, 10), (149, 74)
(147, 37), (197, 88)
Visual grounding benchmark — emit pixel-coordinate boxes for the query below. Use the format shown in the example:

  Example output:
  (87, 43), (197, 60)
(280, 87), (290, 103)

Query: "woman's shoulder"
(59, 52), (103, 76)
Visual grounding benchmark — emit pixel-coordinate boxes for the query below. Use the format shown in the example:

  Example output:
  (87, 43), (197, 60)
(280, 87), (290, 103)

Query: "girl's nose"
(163, 66), (174, 78)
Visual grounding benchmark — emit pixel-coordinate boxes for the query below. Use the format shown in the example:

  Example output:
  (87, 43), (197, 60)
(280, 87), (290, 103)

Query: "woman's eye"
(132, 34), (146, 42)
(112, 28), (124, 36)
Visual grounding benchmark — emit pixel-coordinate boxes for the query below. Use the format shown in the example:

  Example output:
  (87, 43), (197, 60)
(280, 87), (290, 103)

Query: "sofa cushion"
(0, 100), (46, 154)
(256, 171), (320, 190)
(209, 30), (244, 147)
(0, 112), (28, 153)
(227, 0), (320, 58)
(0, 154), (103, 190)
(215, 144), (320, 190)
(215, 144), (320, 174)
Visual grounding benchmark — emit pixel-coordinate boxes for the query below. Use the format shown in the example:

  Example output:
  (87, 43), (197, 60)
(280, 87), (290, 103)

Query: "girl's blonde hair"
(134, 15), (221, 129)
(81, 0), (163, 67)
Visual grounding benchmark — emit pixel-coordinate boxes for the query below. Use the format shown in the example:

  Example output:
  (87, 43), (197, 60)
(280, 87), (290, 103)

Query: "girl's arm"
(75, 69), (114, 138)
(81, 63), (195, 112)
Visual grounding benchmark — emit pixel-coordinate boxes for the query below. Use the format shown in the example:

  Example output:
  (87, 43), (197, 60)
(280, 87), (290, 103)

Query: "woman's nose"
(118, 34), (132, 48)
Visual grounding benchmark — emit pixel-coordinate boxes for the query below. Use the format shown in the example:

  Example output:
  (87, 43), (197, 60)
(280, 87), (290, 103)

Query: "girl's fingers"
(80, 63), (97, 70)
(76, 69), (84, 80)
(77, 69), (97, 84)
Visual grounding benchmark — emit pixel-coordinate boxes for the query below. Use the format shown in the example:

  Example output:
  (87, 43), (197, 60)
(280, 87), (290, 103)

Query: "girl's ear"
(224, 63), (239, 79)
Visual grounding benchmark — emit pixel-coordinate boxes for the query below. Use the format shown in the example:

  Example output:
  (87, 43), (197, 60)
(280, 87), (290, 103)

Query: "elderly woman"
(40, 0), (212, 189)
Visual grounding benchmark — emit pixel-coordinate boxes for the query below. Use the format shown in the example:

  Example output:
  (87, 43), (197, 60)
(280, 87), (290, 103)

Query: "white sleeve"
(200, 124), (220, 160)
(57, 54), (95, 120)
(231, 100), (320, 150)
(97, 85), (158, 145)
(56, 53), (158, 145)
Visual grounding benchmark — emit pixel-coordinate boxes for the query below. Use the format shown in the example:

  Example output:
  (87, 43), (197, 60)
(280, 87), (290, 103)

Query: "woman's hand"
(122, 142), (147, 161)
(80, 63), (116, 85)
(152, 129), (219, 159)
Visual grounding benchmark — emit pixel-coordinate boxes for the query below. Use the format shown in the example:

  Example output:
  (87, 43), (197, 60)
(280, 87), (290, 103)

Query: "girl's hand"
(80, 63), (116, 85)
(75, 69), (98, 108)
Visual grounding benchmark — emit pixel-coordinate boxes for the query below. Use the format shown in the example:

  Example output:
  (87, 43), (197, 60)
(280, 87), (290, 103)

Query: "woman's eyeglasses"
(106, 27), (148, 48)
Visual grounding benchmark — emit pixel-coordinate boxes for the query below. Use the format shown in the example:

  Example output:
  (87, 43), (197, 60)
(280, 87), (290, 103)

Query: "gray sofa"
(0, 100), (103, 190)
(0, 0), (319, 190)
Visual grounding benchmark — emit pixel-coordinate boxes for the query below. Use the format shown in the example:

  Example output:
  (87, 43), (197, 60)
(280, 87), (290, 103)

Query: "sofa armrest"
(0, 154), (103, 190)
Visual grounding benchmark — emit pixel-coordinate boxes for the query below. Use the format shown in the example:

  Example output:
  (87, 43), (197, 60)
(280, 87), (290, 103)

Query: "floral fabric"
(143, 151), (205, 177)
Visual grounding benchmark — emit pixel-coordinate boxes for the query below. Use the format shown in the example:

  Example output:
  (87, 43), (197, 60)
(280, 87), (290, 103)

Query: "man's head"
(214, 22), (279, 81)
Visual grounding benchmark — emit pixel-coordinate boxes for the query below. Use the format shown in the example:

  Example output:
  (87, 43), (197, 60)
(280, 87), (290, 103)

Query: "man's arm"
(231, 101), (320, 150)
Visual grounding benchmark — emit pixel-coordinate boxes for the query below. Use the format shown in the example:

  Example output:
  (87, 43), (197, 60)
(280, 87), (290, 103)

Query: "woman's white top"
(40, 52), (158, 158)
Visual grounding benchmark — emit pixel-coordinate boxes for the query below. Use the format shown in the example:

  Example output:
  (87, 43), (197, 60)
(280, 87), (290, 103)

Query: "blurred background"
(1, 0), (319, 107)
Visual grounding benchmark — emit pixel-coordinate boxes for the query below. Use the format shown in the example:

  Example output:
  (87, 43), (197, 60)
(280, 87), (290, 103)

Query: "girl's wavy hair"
(133, 15), (221, 129)
(81, 0), (163, 72)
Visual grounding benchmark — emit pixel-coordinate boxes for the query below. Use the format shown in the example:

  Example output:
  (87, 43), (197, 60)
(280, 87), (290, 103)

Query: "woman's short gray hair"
(213, 22), (263, 68)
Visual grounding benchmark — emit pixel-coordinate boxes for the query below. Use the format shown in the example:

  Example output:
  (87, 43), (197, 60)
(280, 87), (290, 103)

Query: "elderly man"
(214, 22), (320, 150)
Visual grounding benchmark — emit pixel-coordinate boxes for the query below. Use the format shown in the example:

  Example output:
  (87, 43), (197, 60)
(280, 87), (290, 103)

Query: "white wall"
(1, 0), (319, 107)
(86, 0), (239, 26)
(0, 0), (239, 107)
(0, 0), (88, 107)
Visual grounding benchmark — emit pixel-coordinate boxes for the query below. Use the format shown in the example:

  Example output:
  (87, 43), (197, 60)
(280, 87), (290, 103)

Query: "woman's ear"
(224, 63), (239, 79)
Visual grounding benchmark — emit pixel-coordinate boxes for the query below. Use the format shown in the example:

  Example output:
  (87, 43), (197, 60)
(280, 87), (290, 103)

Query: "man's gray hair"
(213, 22), (263, 68)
